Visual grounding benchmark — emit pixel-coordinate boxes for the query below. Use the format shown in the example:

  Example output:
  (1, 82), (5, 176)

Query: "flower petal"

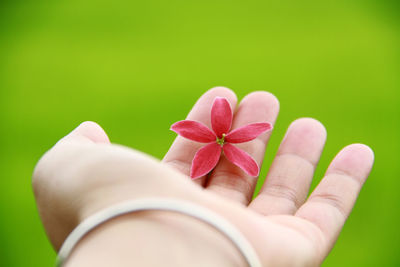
(171, 120), (216, 143)
(211, 97), (233, 138)
(225, 122), (273, 143)
(222, 143), (259, 177)
(190, 143), (222, 179)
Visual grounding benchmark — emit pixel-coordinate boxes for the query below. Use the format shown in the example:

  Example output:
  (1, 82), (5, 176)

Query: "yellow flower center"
(216, 133), (226, 146)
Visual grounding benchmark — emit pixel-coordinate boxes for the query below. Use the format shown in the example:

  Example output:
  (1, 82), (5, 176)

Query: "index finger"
(163, 87), (237, 186)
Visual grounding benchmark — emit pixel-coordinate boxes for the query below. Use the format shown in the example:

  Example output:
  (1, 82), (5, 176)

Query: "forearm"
(65, 210), (246, 267)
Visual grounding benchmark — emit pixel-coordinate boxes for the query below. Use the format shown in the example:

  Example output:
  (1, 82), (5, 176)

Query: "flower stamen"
(216, 133), (226, 146)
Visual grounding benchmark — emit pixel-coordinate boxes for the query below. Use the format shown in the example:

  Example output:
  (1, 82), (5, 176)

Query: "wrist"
(66, 209), (246, 267)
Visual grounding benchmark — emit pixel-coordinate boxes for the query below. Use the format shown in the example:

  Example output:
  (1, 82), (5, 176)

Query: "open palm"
(162, 87), (374, 266)
(33, 87), (373, 266)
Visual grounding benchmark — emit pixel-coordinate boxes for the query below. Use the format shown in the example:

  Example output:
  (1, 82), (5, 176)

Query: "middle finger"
(206, 91), (279, 204)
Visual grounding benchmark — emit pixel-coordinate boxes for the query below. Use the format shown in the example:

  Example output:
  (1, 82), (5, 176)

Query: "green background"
(0, 0), (399, 266)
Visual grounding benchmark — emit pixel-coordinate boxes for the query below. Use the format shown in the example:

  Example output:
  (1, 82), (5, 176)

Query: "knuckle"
(309, 192), (348, 217)
(263, 183), (302, 209)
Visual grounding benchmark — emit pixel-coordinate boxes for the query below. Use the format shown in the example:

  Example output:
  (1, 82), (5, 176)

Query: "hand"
(33, 87), (374, 266)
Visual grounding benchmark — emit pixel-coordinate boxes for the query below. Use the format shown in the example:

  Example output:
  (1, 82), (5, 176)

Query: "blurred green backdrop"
(0, 0), (399, 266)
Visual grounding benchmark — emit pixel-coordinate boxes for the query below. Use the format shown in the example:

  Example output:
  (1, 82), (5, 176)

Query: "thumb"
(62, 121), (110, 144)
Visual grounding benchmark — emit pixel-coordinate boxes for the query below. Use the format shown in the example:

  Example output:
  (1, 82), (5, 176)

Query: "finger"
(295, 144), (374, 257)
(163, 87), (237, 186)
(206, 91), (279, 204)
(62, 121), (110, 144)
(249, 118), (326, 215)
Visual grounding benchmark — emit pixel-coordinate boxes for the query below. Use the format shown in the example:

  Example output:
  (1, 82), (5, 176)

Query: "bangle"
(56, 198), (262, 267)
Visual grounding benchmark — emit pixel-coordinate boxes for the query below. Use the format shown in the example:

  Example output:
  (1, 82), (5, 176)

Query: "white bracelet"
(56, 198), (262, 267)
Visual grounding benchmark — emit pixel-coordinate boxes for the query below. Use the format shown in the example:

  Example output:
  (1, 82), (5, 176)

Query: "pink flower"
(171, 97), (273, 179)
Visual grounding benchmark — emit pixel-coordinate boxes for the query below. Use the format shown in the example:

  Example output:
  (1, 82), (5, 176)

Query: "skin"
(32, 87), (374, 266)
